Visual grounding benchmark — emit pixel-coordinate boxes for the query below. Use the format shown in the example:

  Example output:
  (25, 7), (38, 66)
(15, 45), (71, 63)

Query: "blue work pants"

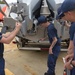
(47, 46), (60, 75)
(0, 58), (5, 75)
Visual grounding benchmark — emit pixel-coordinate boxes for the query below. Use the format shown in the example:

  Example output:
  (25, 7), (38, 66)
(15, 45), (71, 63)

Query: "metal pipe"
(19, 47), (41, 50)
(18, 47), (67, 51)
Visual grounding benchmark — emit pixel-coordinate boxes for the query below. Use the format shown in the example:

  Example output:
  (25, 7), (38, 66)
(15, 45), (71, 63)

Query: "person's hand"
(65, 55), (72, 62)
(39, 38), (45, 41)
(49, 46), (53, 54)
(64, 58), (73, 70)
(15, 22), (22, 30)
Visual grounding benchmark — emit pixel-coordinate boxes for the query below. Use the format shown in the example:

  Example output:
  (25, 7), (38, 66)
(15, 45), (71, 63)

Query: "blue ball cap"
(56, 7), (62, 19)
(57, 0), (75, 19)
(38, 16), (47, 24)
(56, 6), (65, 19)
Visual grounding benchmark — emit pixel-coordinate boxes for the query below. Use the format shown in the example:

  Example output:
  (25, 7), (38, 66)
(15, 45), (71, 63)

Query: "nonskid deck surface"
(5, 69), (14, 75)
(4, 42), (67, 75)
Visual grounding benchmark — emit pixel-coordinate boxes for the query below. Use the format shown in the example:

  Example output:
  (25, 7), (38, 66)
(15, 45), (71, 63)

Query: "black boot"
(52, 72), (55, 75)
(44, 72), (50, 75)
(44, 72), (55, 75)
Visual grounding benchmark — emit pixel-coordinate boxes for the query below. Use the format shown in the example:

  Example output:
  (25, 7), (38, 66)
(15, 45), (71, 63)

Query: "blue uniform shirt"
(47, 23), (60, 46)
(0, 32), (4, 54)
(73, 23), (75, 59)
(69, 22), (75, 41)
(72, 30), (75, 75)
(70, 23), (75, 75)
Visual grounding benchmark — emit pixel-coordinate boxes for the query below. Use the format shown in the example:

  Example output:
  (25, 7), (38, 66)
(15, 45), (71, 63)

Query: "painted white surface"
(5, 0), (64, 4)
(55, 0), (64, 4)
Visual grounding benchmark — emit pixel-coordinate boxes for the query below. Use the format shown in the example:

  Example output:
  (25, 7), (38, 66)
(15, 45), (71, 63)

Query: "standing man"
(38, 16), (61, 75)
(56, 0), (75, 75)
(57, 0), (75, 22)
(65, 22), (75, 54)
(0, 22), (21, 75)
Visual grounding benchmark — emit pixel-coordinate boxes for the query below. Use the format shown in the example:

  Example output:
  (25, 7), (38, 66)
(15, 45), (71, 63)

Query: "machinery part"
(17, 42), (21, 49)
(10, 12), (18, 21)
(1, 26), (8, 33)
(18, 47), (41, 51)
(17, 46), (68, 51)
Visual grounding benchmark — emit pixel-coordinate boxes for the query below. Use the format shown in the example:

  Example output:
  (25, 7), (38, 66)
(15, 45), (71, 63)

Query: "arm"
(2, 28), (19, 38)
(68, 40), (74, 54)
(2, 32), (11, 38)
(0, 22), (22, 44)
(68, 23), (75, 54)
(49, 37), (57, 54)
(50, 37), (57, 49)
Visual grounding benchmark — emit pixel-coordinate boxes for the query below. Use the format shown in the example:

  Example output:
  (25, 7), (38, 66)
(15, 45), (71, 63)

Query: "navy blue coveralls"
(69, 22), (75, 75)
(0, 32), (5, 75)
(47, 23), (61, 75)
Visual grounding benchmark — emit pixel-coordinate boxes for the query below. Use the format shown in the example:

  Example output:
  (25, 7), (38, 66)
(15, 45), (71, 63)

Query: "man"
(57, 0), (75, 22)
(56, 0), (75, 75)
(0, 22), (21, 75)
(38, 15), (61, 75)
(65, 22), (75, 54)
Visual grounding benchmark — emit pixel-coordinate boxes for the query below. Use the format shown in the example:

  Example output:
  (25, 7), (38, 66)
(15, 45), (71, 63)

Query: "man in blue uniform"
(67, 22), (75, 54)
(56, 0), (75, 75)
(0, 22), (22, 75)
(64, 25), (75, 75)
(57, 0), (75, 22)
(38, 16), (61, 75)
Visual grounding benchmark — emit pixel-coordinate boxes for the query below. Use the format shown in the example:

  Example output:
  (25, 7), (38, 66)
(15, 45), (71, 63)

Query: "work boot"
(44, 72), (55, 75)
(44, 72), (50, 75)
(52, 72), (55, 75)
